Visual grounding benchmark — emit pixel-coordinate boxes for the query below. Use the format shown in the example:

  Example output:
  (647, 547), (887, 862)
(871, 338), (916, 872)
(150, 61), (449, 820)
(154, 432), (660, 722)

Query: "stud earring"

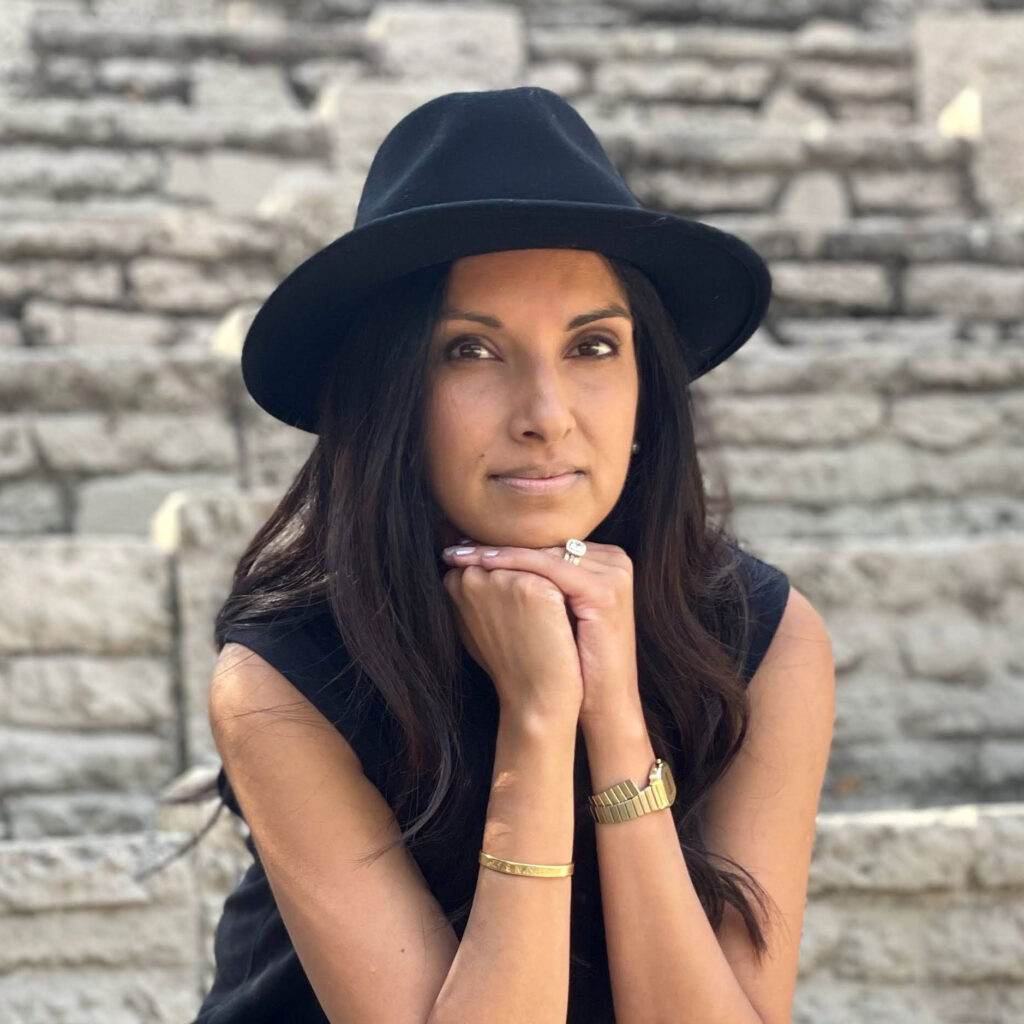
(631, 441), (639, 454)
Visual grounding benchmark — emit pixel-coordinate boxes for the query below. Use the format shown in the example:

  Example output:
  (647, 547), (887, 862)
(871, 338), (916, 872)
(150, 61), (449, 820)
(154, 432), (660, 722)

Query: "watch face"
(663, 761), (676, 803)
(652, 759), (676, 803)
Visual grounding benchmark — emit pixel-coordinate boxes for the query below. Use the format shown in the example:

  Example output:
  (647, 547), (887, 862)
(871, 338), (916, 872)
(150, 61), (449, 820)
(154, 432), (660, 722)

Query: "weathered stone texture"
(0, 0), (1022, 1017)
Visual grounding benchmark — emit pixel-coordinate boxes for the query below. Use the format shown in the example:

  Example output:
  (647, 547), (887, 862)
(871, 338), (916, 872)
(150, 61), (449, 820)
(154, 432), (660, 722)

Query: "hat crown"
(354, 86), (641, 227)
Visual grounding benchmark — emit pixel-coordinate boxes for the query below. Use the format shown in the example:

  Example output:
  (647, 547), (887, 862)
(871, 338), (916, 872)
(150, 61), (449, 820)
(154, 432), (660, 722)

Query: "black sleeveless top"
(191, 546), (790, 1024)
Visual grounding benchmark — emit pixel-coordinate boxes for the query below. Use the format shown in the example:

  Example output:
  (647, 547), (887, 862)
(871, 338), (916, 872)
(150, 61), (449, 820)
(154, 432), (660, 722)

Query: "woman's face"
(424, 247), (639, 550)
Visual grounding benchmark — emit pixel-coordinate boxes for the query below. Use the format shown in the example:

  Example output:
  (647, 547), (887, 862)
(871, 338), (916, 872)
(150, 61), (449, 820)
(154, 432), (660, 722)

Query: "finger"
(443, 545), (602, 605)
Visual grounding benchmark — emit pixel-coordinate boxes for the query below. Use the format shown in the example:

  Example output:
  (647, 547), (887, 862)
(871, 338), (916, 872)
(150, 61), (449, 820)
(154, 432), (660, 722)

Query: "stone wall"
(0, 0), (1022, 1020)
(3, 796), (1021, 1023)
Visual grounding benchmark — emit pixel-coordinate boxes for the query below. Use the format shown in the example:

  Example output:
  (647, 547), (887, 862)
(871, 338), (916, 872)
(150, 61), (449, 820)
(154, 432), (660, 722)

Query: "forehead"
(445, 248), (623, 297)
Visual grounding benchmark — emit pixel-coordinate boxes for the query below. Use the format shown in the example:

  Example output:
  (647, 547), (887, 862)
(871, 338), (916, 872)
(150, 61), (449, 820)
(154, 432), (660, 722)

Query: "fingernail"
(453, 547), (476, 555)
(482, 549), (500, 557)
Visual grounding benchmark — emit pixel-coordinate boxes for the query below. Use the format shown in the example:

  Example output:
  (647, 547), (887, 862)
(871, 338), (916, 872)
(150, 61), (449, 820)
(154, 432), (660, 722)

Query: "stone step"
(0, 96), (330, 157)
(29, 12), (368, 64)
(2, 801), (1022, 1021)
(528, 19), (910, 64)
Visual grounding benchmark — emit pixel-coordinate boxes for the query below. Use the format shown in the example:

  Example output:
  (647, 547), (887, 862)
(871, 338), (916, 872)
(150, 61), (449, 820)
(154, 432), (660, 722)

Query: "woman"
(182, 86), (835, 1024)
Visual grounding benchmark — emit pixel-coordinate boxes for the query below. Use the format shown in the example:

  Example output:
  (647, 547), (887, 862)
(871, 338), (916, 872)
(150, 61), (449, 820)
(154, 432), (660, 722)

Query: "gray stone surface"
(365, 2), (524, 86)
(0, 0), (1021, 1017)
(914, 11), (1024, 215)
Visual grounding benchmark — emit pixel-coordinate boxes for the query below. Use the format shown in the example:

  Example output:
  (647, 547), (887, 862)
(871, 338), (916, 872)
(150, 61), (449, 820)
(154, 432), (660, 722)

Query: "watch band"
(588, 757), (676, 824)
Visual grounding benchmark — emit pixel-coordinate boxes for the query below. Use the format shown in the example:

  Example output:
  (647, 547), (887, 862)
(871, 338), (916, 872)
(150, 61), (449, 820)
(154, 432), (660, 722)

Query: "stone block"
(7, 790), (158, 838)
(793, 19), (911, 62)
(835, 99), (913, 124)
(5, 655), (172, 730)
(165, 149), (324, 216)
(190, 59), (298, 113)
(900, 614), (995, 683)
(97, 57), (188, 99)
(758, 535), (1024, 614)
(524, 60), (587, 97)
(914, 12), (1024, 214)
(256, 164), (361, 248)
(977, 739), (1024, 792)
(772, 316), (956, 347)
(700, 393), (884, 445)
(628, 167), (779, 212)
(613, 0), (864, 29)
(768, 260), (893, 312)
(95, 0), (217, 16)
(904, 263), (1024, 320)
(0, 728), (172, 795)
(0, 964), (198, 1024)
(0, 348), (232, 416)
(790, 60), (913, 104)
(528, 24), (790, 63)
(239, 410), (320, 488)
(776, 169), (848, 225)
(0, 98), (330, 157)
(314, 78), (462, 183)
(30, 13), (366, 63)
(22, 300), (179, 348)
(629, 128), (803, 169)
(77, 471), (239, 535)
(32, 413), (236, 474)
(290, 56), (365, 102)
(0, 260), (123, 304)
(0, 318), (21, 347)
(365, 2), (524, 86)
(38, 54), (96, 95)
(731, 497), (1024, 540)
(761, 84), (830, 125)
(800, 124), (968, 167)
(896, 676), (1024, 739)
(0, 480), (64, 533)
(849, 169), (962, 214)
(0, 538), (172, 655)
(811, 805), (979, 893)
(128, 257), (278, 313)
(595, 58), (774, 103)
(0, 418), (36, 478)
(889, 394), (1011, 450)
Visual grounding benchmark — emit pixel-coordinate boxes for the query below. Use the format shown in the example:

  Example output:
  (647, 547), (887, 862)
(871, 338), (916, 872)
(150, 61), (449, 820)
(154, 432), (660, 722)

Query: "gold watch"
(588, 757), (676, 824)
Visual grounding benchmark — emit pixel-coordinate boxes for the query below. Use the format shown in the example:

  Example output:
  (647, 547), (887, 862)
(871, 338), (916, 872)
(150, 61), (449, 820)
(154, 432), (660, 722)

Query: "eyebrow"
(439, 303), (633, 331)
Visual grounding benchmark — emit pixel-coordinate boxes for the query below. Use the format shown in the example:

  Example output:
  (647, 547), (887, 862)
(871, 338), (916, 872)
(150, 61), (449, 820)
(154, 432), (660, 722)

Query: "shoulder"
(748, 581), (835, 714)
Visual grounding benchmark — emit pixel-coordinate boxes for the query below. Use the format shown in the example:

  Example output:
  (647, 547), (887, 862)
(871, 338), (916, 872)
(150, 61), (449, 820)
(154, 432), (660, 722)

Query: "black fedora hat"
(241, 85), (771, 434)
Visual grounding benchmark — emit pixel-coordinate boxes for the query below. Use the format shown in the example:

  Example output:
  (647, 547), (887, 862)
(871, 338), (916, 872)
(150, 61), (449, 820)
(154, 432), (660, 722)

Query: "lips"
(490, 471), (583, 494)
(492, 465), (580, 479)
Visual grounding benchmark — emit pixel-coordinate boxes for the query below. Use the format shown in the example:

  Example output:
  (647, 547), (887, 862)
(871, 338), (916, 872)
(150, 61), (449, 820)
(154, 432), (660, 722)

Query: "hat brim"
(241, 198), (771, 433)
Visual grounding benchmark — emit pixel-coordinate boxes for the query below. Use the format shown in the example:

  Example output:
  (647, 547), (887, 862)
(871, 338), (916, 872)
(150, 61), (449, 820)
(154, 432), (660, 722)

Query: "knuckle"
(510, 572), (535, 597)
(460, 564), (488, 589)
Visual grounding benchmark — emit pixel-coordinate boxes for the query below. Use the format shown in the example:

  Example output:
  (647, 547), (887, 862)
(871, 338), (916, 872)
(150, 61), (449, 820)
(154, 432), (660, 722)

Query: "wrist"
(499, 702), (580, 740)
(579, 697), (646, 737)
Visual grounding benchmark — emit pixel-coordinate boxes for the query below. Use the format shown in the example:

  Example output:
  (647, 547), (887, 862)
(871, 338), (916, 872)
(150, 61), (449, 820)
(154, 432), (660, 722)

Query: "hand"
(441, 540), (640, 725)
(441, 548), (584, 723)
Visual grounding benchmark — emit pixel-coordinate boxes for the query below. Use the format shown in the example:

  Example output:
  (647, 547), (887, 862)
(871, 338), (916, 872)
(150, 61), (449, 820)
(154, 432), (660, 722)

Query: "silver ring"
(563, 538), (586, 565)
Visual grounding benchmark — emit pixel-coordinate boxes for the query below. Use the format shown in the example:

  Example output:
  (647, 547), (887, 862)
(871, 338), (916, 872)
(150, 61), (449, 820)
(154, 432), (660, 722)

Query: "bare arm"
(427, 706), (578, 1024)
(211, 644), (578, 1024)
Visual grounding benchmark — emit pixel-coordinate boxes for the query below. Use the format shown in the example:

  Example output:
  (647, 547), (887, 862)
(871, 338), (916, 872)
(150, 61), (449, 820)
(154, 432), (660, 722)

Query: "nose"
(508, 359), (575, 443)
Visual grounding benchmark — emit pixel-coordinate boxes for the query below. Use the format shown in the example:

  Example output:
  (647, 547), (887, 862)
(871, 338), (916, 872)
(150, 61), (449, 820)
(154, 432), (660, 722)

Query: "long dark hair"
(144, 252), (782, 964)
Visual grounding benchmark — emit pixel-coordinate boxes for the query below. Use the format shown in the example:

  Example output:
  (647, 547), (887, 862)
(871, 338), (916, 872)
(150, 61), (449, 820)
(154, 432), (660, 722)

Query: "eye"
(442, 334), (621, 361)
(574, 334), (620, 358)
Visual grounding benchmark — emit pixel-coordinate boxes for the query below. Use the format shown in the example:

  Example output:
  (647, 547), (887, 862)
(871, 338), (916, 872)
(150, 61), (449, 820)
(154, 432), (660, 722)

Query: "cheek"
(424, 386), (492, 478)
